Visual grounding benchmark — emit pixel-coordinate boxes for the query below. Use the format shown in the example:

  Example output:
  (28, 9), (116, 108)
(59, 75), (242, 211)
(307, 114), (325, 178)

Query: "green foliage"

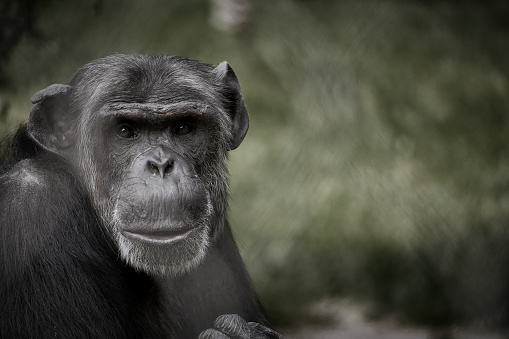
(2, 0), (509, 329)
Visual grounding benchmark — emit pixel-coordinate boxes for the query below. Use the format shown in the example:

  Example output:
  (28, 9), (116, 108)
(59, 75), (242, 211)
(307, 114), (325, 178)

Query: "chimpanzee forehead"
(104, 85), (217, 106)
(87, 75), (222, 113)
(105, 102), (210, 116)
(110, 72), (216, 102)
(72, 54), (222, 108)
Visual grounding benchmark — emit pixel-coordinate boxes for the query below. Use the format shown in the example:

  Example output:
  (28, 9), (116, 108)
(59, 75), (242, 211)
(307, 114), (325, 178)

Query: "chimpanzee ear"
(212, 61), (249, 150)
(28, 84), (73, 153)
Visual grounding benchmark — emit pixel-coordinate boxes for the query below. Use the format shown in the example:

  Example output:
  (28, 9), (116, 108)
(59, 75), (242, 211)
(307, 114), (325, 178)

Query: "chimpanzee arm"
(0, 156), (132, 338)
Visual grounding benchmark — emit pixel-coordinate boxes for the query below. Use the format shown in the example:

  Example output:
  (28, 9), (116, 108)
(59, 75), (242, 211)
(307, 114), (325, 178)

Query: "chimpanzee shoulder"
(0, 125), (173, 338)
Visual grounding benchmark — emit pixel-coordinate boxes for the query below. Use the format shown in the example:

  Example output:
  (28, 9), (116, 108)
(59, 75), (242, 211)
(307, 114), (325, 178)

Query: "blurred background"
(1, 0), (509, 337)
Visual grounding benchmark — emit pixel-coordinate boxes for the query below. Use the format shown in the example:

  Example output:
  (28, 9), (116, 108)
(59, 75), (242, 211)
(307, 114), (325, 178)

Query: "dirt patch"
(283, 299), (507, 339)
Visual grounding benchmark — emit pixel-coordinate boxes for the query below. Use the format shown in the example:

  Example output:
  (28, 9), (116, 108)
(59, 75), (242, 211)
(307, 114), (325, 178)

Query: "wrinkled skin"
(200, 315), (284, 339)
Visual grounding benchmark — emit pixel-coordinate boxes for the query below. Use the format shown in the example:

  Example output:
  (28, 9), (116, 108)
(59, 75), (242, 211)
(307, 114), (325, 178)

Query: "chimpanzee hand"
(199, 314), (285, 339)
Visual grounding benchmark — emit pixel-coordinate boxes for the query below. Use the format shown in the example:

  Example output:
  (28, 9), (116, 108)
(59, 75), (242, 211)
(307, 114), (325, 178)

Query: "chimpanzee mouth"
(122, 228), (194, 244)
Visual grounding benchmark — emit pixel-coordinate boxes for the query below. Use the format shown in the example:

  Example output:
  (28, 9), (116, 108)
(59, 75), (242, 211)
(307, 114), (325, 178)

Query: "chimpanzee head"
(27, 54), (249, 276)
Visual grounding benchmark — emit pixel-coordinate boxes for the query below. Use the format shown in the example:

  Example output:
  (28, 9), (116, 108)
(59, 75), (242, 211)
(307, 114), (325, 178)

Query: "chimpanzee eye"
(117, 124), (138, 138)
(174, 123), (194, 136)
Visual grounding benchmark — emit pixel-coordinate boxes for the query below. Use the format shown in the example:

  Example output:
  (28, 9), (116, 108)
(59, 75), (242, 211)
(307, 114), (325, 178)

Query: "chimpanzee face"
(96, 104), (215, 276)
(27, 55), (249, 276)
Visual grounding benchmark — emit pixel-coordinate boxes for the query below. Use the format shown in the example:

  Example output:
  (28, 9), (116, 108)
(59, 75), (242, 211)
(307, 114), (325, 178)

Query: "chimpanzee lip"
(122, 228), (193, 243)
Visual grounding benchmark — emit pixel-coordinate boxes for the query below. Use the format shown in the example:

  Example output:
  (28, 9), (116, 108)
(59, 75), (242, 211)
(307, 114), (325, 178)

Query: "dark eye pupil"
(176, 124), (192, 135)
(117, 125), (136, 138)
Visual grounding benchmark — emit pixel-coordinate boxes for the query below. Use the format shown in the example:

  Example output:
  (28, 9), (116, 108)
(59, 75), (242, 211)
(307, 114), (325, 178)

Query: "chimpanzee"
(0, 54), (284, 339)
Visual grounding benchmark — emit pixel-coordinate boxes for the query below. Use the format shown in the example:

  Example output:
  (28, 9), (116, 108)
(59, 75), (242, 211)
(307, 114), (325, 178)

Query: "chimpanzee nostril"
(164, 160), (174, 176)
(147, 161), (158, 176)
(147, 158), (175, 177)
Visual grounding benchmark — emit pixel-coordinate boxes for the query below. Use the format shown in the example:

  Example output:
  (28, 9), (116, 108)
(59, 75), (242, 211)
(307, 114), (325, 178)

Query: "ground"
(285, 299), (507, 339)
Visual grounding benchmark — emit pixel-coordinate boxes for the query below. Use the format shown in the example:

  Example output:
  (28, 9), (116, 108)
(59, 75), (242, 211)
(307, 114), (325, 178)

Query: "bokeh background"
(1, 0), (509, 335)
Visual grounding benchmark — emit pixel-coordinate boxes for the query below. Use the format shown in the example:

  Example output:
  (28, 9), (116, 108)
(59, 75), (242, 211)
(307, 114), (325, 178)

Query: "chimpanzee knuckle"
(199, 328), (231, 339)
(214, 314), (250, 338)
(214, 314), (245, 327)
(247, 322), (285, 339)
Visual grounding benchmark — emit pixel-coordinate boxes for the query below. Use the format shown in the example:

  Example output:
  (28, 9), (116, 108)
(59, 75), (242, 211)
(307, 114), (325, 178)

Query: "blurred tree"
(210, 0), (252, 32)
(0, 0), (50, 87)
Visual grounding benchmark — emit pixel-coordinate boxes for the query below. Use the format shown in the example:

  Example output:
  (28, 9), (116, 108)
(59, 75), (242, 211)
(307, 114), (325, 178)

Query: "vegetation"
(1, 0), (509, 329)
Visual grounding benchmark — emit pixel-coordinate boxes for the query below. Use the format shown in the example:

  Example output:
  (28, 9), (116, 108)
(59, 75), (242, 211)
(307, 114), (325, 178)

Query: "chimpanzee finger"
(213, 314), (251, 339)
(199, 328), (231, 339)
(247, 322), (285, 339)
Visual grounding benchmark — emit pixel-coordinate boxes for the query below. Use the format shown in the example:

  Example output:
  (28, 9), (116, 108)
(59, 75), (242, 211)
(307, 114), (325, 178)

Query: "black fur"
(0, 126), (172, 338)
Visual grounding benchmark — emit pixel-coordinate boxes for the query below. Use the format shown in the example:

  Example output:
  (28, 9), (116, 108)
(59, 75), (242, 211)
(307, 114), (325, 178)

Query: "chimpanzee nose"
(146, 155), (175, 178)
